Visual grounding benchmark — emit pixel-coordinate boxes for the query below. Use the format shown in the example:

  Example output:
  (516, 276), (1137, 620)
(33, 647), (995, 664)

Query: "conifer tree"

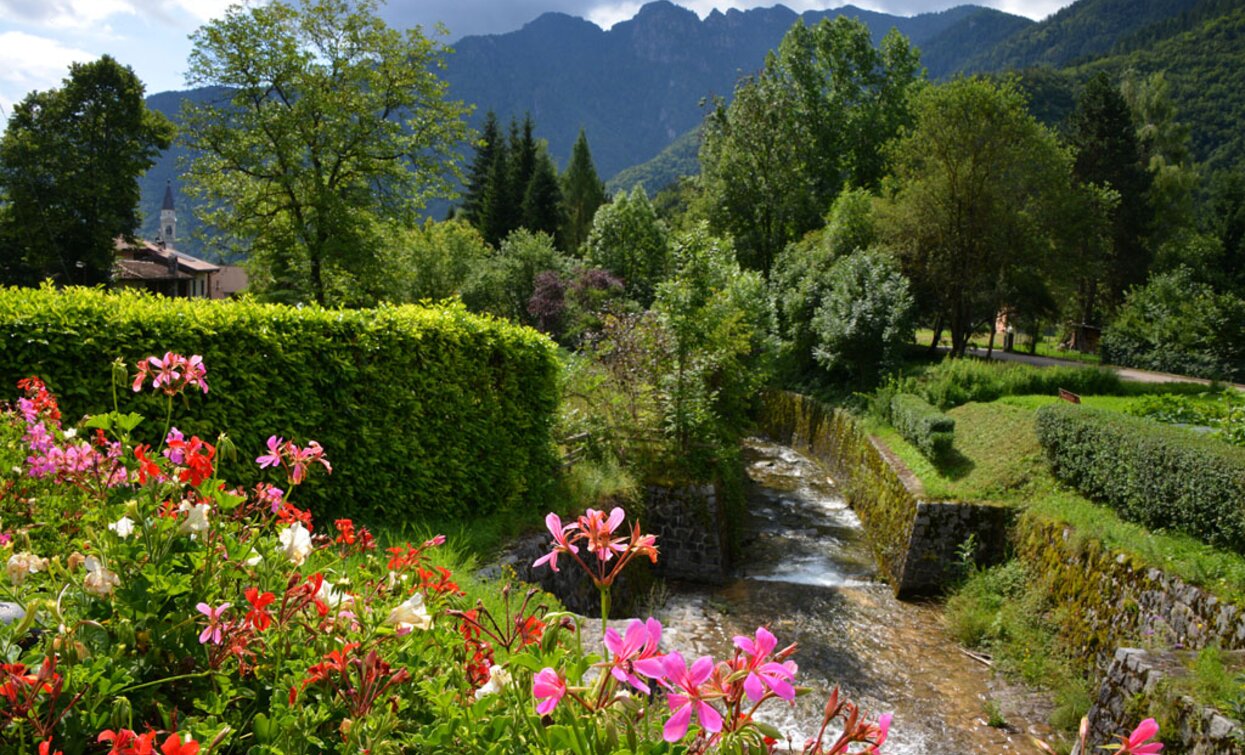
(510, 115), (538, 222)
(462, 111), (501, 226)
(561, 129), (607, 254)
(523, 150), (565, 239)
(480, 135), (512, 246)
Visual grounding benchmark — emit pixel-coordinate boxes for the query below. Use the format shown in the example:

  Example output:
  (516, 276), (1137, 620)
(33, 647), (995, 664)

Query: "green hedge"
(920, 358), (1123, 409)
(890, 393), (955, 459)
(0, 285), (560, 523)
(1035, 403), (1245, 552)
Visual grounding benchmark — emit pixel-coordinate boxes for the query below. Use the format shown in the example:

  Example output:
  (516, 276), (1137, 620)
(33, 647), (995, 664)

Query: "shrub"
(810, 250), (914, 387)
(921, 358), (1123, 409)
(890, 393), (955, 459)
(0, 284), (559, 522)
(1100, 267), (1245, 381)
(1035, 403), (1245, 551)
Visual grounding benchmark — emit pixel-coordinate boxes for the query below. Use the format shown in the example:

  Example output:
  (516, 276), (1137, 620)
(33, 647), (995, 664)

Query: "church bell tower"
(159, 182), (176, 244)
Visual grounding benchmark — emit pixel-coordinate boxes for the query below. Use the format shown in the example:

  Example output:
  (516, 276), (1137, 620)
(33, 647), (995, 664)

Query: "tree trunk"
(986, 320), (997, 359)
(928, 315), (944, 355)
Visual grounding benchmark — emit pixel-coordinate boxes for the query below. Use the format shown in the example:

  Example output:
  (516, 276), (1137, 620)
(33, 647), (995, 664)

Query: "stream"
(651, 438), (1056, 754)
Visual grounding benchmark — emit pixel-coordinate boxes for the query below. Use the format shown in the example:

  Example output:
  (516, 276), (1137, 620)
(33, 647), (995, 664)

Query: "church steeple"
(159, 182), (176, 244)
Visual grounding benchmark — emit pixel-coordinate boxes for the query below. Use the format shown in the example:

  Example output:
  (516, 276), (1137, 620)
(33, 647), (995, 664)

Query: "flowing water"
(652, 438), (1055, 754)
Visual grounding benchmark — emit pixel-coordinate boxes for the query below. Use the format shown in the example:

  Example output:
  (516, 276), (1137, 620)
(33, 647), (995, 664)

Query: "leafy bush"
(583, 186), (669, 306)
(1101, 267), (1245, 381)
(810, 250), (914, 386)
(1035, 403), (1245, 551)
(0, 285), (559, 522)
(889, 393), (955, 459)
(920, 357), (1123, 409)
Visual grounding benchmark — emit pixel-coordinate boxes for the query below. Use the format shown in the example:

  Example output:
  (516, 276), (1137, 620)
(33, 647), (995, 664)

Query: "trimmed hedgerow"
(0, 284), (560, 522)
(1035, 403), (1245, 552)
(890, 393), (955, 459)
(920, 358), (1123, 410)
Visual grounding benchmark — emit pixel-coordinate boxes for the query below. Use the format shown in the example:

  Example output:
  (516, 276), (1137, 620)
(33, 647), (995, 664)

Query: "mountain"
(1070, 2), (1245, 170)
(441, 2), (1031, 181)
(962, 0), (1204, 72)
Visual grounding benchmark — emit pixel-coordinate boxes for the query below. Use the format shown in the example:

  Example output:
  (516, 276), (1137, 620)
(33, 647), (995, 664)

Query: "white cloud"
(0, 0), (137, 31)
(0, 31), (98, 93)
(585, 1), (643, 29)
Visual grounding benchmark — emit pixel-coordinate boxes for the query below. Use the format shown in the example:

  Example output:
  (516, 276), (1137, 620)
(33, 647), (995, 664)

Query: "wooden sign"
(1059, 388), (1081, 404)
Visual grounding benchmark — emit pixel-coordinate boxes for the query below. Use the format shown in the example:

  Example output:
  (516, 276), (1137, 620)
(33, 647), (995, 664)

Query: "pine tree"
(561, 129), (606, 254)
(462, 111), (501, 226)
(523, 150), (565, 238)
(510, 115), (538, 221)
(1067, 72), (1153, 314)
(480, 135), (512, 246)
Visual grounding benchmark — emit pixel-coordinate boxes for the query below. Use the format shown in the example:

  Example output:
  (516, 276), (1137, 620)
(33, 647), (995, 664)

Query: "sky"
(0, 0), (1075, 120)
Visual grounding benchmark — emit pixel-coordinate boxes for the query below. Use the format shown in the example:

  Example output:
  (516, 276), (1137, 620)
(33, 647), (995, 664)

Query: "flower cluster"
(257, 435), (332, 485)
(131, 352), (209, 395)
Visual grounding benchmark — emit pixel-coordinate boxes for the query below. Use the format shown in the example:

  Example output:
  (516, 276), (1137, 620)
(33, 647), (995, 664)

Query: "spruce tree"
(1068, 72), (1153, 314)
(561, 129), (606, 254)
(480, 136), (512, 246)
(523, 150), (565, 239)
(510, 115), (538, 222)
(462, 111), (500, 226)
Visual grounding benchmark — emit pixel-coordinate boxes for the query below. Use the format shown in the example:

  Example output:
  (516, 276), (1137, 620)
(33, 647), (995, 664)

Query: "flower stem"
(599, 585), (610, 640)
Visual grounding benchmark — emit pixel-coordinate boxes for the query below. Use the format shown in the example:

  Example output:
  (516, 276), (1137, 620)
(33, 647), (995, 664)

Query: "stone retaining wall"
(1073, 648), (1244, 755)
(758, 391), (1006, 597)
(1016, 514), (1245, 667)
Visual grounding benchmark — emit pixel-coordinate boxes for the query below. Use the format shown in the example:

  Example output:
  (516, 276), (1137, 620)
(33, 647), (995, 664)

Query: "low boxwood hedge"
(890, 392), (955, 459)
(1035, 403), (1245, 551)
(0, 284), (560, 523)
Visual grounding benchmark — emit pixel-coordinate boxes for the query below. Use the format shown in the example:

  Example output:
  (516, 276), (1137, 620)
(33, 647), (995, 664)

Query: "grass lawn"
(871, 396), (1245, 604)
(913, 328), (1102, 365)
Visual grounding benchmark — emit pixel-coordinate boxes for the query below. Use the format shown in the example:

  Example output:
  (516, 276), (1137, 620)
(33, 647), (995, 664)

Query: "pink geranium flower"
(532, 513), (579, 573)
(532, 668), (566, 716)
(635, 651), (722, 742)
(603, 618), (664, 694)
(733, 626), (797, 702)
(577, 507), (628, 563)
(196, 602), (231, 645)
(870, 713), (892, 754)
(1115, 719), (1163, 754)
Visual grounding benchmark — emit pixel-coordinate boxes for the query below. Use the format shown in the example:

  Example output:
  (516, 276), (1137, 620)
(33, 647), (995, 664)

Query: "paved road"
(946, 346), (1245, 390)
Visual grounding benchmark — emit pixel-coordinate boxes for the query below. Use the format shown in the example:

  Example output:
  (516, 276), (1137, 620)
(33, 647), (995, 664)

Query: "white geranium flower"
(62, 428), (76, 439)
(108, 516), (136, 539)
(316, 579), (354, 610)
(178, 501), (211, 535)
(385, 591), (432, 633)
(278, 523), (313, 566)
(6, 551), (47, 586)
(83, 556), (120, 597)
(244, 548), (263, 567)
(474, 664), (512, 700)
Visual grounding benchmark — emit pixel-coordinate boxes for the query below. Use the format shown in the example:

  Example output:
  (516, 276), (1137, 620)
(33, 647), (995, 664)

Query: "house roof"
(114, 237), (220, 279)
(114, 259), (192, 281)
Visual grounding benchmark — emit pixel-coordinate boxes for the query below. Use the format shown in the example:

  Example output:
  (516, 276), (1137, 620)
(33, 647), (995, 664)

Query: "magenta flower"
(733, 626), (797, 702)
(577, 507), (628, 563)
(132, 353), (208, 395)
(870, 713), (892, 754)
(635, 651), (722, 742)
(1116, 719), (1163, 754)
(196, 602), (231, 645)
(532, 513), (579, 573)
(603, 618), (664, 694)
(256, 436), (284, 470)
(532, 667), (566, 715)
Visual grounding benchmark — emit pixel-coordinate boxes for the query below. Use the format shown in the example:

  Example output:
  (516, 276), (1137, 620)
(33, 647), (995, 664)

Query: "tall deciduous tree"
(584, 186), (669, 306)
(880, 77), (1073, 357)
(561, 129), (606, 254)
(180, 0), (468, 305)
(699, 17), (922, 273)
(0, 56), (174, 286)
